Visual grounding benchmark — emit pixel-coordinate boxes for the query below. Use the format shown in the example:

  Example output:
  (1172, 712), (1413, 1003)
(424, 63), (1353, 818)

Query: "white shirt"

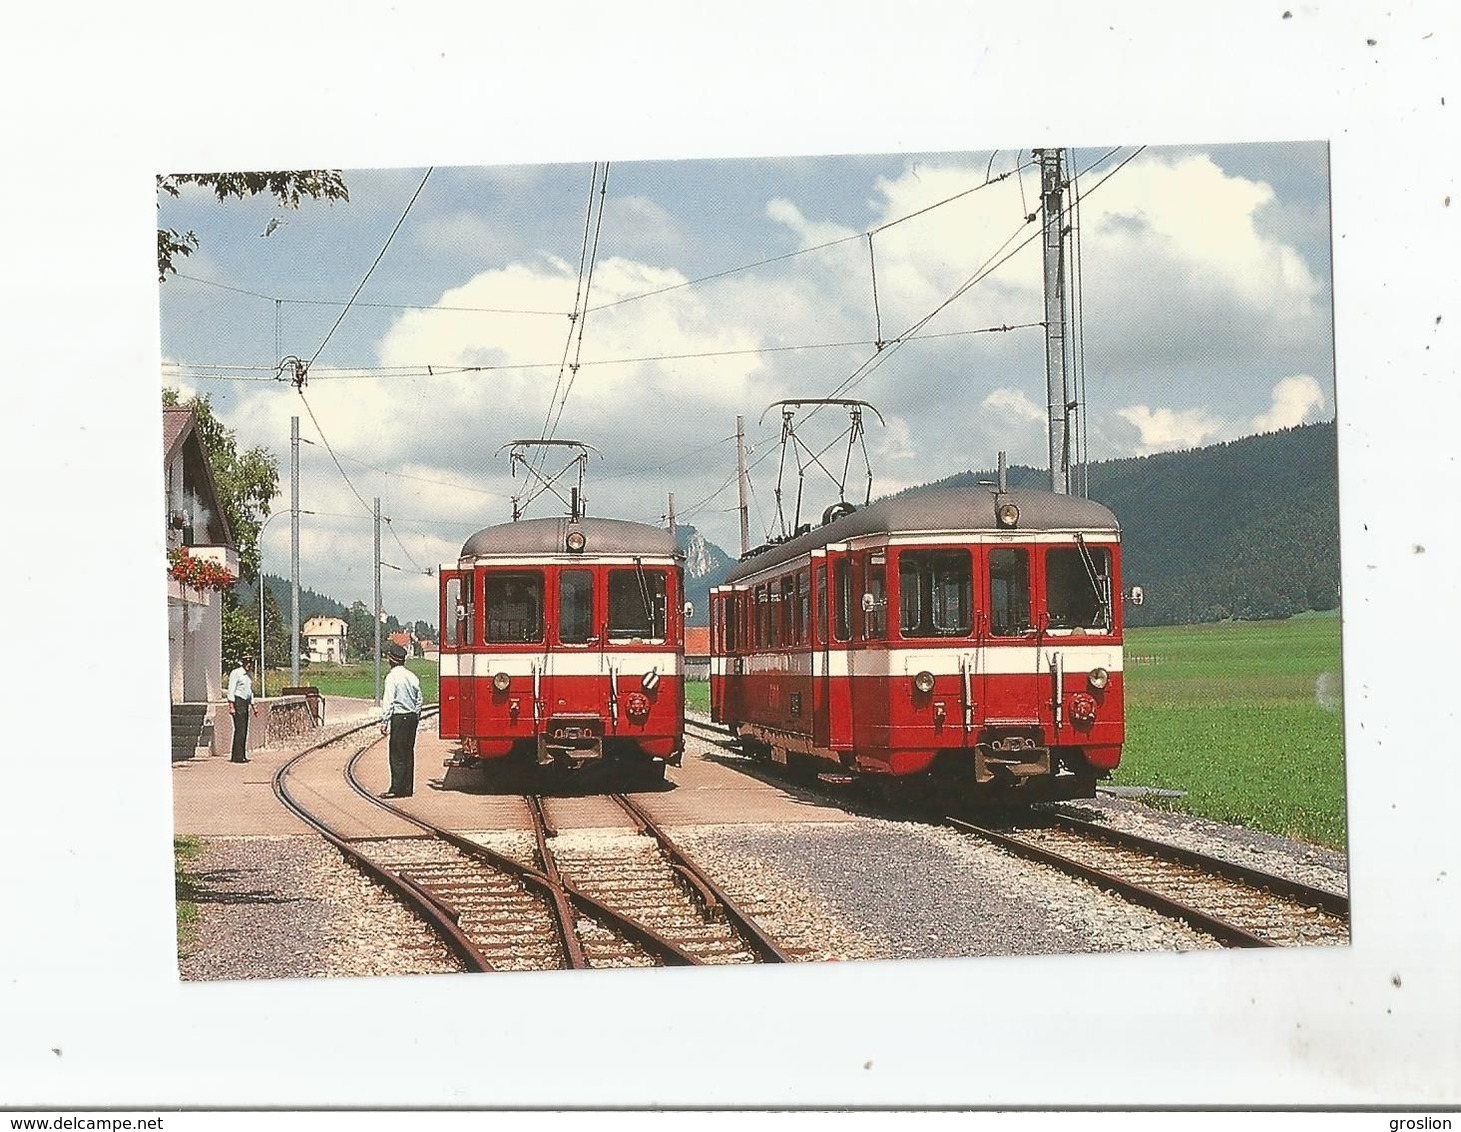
(227, 667), (254, 703)
(381, 664), (423, 726)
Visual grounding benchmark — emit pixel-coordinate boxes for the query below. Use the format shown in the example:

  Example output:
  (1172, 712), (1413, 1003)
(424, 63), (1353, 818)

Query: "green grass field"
(1115, 613), (1346, 848)
(262, 658), (439, 705)
(683, 612), (1347, 849)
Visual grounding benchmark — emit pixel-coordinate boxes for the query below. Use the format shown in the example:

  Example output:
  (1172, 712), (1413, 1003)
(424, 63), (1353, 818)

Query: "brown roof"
(389, 631), (412, 647)
(684, 626), (710, 656)
(163, 406), (194, 462)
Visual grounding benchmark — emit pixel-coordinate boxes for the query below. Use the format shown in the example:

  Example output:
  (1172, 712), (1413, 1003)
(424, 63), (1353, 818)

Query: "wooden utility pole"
(667, 492), (677, 541)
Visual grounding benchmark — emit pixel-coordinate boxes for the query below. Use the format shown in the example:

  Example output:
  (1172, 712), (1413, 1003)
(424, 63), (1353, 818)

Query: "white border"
(3, 0), (1458, 1110)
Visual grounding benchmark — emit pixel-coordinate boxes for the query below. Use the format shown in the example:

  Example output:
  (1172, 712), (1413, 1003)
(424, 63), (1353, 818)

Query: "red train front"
(439, 516), (685, 780)
(710, 483), (1125, 803)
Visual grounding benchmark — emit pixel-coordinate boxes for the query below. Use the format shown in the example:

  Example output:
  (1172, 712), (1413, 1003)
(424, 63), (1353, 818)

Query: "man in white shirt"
(226, 656), (255, 764)
(379, 641), (423, 798)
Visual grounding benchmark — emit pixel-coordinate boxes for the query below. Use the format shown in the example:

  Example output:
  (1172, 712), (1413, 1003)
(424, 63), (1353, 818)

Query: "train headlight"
(996, 501), (1020, 528)
(914, 670), (936, 694)
(492, 671), (512, 692)
(566, 529), (587, 553)
(641, 668), (660, 692)
(1087, 666), (1109, 690)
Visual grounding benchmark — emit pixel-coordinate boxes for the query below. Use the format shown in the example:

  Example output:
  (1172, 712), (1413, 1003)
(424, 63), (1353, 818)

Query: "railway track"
(683, 713), (1349, 949)
(276, 712), (790, 971)
(946, 812), (1350, 948)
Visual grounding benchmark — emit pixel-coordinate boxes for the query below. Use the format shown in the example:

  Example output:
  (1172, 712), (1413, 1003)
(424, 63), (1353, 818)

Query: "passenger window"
(485, 571), (543, 643)
(1045, 546), (1112, 631)
(781, 575), (796, 646)
(608, 567), (666, 640)
(559, 569), (594, 644)
(988, 548), (1031, 637)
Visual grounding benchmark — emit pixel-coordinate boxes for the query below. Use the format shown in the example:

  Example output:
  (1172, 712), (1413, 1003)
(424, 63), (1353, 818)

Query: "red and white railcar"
(439, 516), (685, 779)
(709, 483), (1124, 802)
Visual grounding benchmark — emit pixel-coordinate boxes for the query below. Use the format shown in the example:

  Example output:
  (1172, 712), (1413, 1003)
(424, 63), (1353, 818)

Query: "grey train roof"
(725, 484), (1119, 583)
(459, 515), (680, 561)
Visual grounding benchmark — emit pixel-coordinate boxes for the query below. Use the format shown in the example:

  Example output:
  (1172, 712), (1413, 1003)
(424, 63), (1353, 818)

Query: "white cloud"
(877, 415), (916, 461)
(1114, 404), (1227, 454)
(982, 387), (1045, 423)
(1252, 374), (1325, 433)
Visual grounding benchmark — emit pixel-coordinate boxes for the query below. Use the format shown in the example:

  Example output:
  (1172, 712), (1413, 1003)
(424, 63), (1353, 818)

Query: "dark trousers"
(231, 697), (251, 762)
(388, 712), (419, 795)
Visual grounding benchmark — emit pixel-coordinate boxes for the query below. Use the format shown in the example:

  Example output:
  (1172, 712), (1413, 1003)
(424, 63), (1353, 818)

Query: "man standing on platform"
(379, 641), (422, 798)
(226, 656), (255, 764)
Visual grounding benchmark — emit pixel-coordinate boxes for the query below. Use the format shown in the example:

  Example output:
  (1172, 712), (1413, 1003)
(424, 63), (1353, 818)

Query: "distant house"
(303, 615), (349, 663)
(164, 406), (238, 704)
(419, 640), (439, 662)
(684, 625), (710, 681)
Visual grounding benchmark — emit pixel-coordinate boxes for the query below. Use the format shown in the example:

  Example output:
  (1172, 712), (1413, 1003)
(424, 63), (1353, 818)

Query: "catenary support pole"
(736, 414), (750, 556)
(1038, 148), (1070, 495)
(374, 497), (382, 704)
(291, 416), (301, 683)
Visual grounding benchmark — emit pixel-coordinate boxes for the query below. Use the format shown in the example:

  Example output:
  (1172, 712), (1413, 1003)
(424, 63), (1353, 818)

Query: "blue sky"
(159, 142), (1335, 625)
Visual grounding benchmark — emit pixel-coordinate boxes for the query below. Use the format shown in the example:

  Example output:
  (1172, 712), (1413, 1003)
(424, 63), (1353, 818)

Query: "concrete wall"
(209, 696), (317, 757)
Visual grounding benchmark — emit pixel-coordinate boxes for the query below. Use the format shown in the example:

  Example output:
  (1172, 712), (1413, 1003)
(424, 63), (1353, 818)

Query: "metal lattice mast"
(1038, 147), (1070, 495)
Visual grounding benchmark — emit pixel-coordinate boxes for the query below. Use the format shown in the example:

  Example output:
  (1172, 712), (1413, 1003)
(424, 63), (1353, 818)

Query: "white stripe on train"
(439, 651), (682, 678)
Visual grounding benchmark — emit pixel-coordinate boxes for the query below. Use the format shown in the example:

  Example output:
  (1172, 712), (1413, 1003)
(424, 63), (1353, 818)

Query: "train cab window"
(485, 571), (544, 643)
(1045, 545), (1113, 632)
(558, 569), (594, 644)
(725, 597), (738, 653)
(608, 567), (667, 641)
(833, 559), (851, 642)
(988, 548), (1032, 637)
(863, 556), (887, 640)
(898, 549), (972, 638)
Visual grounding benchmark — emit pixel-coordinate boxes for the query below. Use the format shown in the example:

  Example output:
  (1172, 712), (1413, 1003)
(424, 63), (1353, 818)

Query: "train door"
(439, 570), (475, 739)
(811, 560), (830, 748)
(824, 549), (856, 753)
(710, 587), (727, 723)
(981, 545), (1043, 725)
(554, 564), (604, 726)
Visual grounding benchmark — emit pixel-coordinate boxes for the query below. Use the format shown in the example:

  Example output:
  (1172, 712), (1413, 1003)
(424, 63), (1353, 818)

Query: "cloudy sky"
(158, 142), (1334, 626)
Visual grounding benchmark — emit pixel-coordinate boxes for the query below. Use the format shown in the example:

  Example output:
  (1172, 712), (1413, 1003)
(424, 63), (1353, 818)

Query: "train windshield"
(1045, 546), (1112, 632)
(988, 548), (1032, 636)
(899, 549), (972, 637)
(559, 569), (594, 644)
(608, 567), (667, 641)
(484, 570), (544, 643)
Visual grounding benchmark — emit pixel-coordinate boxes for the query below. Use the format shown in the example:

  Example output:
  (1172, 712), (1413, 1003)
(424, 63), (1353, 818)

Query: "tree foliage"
(164, 389), (279, 583)
(156, 170), (349, 281)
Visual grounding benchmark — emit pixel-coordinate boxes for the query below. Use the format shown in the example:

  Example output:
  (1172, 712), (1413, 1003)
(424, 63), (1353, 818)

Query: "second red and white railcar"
(439, 516), (685, 780)
(710, 483), (1124, 802)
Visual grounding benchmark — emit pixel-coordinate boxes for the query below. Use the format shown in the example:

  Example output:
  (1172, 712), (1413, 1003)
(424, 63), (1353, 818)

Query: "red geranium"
(167, 547), (236, 593)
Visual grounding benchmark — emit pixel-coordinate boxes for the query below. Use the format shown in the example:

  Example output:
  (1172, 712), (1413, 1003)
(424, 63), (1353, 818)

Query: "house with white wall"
(164, 406), (239, 707)
(303, 615), (349, 663)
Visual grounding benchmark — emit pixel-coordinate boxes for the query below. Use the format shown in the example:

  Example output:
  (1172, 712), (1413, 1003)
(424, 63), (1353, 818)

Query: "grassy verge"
(175, 836), (204, 959)
(262, 658), (439, 704)
(685, 680), (710, 714)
